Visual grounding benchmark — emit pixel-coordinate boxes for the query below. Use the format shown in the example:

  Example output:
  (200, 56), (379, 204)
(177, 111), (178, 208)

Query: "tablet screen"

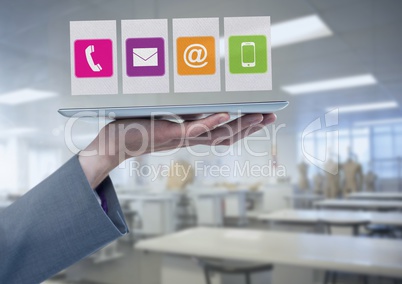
(67, 13), (273, 109)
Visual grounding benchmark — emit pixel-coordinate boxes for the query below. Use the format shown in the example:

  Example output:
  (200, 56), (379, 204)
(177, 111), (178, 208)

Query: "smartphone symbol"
(241, 42), (256, 68)
(85, 45), (102, 72)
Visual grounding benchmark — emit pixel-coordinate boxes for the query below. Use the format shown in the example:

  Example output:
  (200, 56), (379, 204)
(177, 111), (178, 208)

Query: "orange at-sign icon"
(177, 36), (216, 75)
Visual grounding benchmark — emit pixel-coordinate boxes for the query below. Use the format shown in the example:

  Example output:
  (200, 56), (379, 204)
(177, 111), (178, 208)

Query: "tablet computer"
(61, 17), (288, 119)
(58, 101), (289, 119)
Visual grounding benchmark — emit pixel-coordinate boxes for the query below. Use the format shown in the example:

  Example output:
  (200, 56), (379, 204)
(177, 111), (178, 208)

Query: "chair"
(318, 218), (370, 284)
(196, 258), (273, 284)
(319, 219), (370, 236)
(365, 224), (397, 238)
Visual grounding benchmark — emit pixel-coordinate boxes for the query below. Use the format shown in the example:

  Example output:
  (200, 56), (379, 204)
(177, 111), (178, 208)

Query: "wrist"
(78, 153), (114, 190)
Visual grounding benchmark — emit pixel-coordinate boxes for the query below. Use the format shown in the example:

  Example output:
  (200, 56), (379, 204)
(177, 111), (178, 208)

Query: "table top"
(189, 189), (249, 197)
(136, 227), (402, 278)
(284, 194), (325, 200)
(314, 199), (402, 210)
(189, 190), (229, 197)
(117, 193), (176, 202)
(258, 209), (402, 226)
(348, 192), (402, 200)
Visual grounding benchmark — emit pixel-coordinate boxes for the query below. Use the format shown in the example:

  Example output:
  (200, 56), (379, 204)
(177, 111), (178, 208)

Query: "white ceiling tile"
(308, 0), (369, 11)
(273, 36), (350, 64)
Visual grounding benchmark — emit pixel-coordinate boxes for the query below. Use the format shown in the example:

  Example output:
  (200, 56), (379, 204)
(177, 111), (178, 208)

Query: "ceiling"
(0, 0), (401, 146)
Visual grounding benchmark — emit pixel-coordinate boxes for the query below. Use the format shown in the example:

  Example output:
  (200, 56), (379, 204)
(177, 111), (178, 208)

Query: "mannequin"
(324, 158), (340, 198)
(364, 171), (377, 192)
(342, 154), (363, 195)
(313, 172), (324, 195)
(297, 161), (310, 191)
(166, 160), (194, 191)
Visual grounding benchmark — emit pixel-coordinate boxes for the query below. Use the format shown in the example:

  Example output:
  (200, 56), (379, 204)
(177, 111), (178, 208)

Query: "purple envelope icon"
(126, 37), (165, 77)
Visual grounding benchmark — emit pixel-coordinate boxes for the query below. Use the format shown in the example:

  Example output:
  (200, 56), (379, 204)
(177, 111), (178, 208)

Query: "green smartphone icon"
(229, 35), (267, 74)
(241, 42), (256, 67)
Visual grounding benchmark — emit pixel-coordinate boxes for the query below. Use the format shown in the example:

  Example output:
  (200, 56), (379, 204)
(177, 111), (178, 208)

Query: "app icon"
(177, 36), (215, 76)
(74, 39), (113, 78)
(133, 48), (158, 67)
(228, 35), (268, 74)
(126, 37), (165, 77)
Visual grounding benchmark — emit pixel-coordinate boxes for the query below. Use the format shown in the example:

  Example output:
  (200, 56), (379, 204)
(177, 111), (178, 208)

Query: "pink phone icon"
(75, 39), (113, 78)
(85, 45), (102, 72)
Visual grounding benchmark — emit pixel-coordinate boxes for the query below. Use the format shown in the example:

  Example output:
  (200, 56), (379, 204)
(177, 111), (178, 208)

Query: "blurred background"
(1, 0), (402, 284)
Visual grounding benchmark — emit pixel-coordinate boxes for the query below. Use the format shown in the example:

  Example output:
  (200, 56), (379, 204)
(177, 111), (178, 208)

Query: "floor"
(41, 216), (402, 284)
(43, 271), (402, 284)
(41, 233), (402, 284)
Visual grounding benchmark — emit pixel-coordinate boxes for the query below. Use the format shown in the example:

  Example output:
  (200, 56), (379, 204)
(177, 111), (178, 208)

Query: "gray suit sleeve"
(0, 155), (129, 284)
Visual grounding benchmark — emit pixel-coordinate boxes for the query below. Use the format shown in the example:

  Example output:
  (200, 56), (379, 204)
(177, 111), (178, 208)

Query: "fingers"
(185, 113), (275, 147)
(209, 114), (264, 142)
(218, 113), (276, 146)
(145, 113), (276, 153)
(178, 114), (206, 121)
(111, 113), (275, 154)
(185, 113), (264, 145)
(169, 113), (230, 139)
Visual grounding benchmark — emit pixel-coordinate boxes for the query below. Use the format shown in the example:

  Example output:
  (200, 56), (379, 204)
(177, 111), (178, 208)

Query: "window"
(0, 143), (7, 194)
(299, 123), (402, 180)
(394, 126), (402, 158)
(373, 126), (393, 159)
(352, 128), (370, 171)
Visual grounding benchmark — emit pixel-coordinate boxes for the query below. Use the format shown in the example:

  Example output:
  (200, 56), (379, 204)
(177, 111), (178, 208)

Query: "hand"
(79, 113), (276, 189)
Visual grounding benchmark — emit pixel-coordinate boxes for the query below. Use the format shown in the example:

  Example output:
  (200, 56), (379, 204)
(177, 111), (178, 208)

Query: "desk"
(121, 194), (177, 236)
(284, 194), (324, 209)
(189, 189), (250, 226)
(189, 191), (226, 227)
(223, 190), (248, 225)
(348, 192), (402, 201)
(260, 184), (293, 212)
(314, 199), (402, 211)
(258, 209), (402, 227)
(136, 227), (402, 284)
(117, 192), (178, 202)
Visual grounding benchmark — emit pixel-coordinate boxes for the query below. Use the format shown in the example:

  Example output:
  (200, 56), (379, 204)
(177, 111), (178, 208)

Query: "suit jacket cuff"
(72, 154), (129, 236)
(94, 172), (128, 235)
(0, 155), (128, 283)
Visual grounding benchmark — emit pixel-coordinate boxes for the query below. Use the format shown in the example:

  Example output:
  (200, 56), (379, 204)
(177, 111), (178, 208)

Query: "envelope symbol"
(133, 48), (158, 67)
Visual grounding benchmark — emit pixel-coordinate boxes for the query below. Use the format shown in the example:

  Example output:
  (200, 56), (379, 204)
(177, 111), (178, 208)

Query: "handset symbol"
(85, 45), (102, 72)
